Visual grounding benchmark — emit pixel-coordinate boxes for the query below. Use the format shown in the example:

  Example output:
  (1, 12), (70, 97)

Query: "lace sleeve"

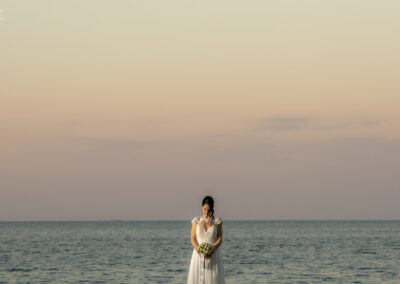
(214, 217), (223, 225)
(191, 217), (200, 224)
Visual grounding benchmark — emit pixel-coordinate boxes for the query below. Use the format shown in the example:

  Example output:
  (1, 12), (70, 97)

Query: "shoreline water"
(1, 221), (399, 283)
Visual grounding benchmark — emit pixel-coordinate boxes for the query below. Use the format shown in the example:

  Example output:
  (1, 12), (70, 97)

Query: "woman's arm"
(190, 222), (199, 251)
(212, 223), (223, 251)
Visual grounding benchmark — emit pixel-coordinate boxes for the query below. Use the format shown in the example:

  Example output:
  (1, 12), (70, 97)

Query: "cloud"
(89, 138), (148, 148)
(310, 122), (350, 131)
(360, 120), (383, 126)
(72, 137), (161, 152)
(258, 116), (384, 132)
(259, 116), (313, 131)
(0, 10), (6, 21)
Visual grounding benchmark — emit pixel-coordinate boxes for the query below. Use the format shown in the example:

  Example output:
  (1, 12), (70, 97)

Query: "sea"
(0, 221), (399, 283)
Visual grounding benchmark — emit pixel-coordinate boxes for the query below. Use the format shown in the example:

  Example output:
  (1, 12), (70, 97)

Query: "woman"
(187, 196), (225, 284)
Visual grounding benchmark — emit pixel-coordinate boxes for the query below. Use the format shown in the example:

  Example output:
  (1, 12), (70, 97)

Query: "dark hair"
(202, 195), (215, 218)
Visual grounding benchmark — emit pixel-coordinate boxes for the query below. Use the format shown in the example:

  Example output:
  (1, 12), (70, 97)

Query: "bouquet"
(198, 242), (214, 256)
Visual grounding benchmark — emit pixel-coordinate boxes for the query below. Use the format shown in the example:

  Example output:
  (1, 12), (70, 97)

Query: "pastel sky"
(1, 1), (399, 221)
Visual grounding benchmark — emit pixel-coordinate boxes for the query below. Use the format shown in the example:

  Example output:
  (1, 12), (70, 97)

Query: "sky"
(1, 1), (399, 221)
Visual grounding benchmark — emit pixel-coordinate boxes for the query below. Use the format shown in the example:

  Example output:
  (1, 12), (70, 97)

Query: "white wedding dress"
(187, 216), (225, 284)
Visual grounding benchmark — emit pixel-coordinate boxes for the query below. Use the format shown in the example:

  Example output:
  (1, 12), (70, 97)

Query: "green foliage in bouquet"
(198, 242), (214, 255)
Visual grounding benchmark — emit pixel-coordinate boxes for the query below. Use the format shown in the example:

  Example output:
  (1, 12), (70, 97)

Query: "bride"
(187, 196), (225, 284)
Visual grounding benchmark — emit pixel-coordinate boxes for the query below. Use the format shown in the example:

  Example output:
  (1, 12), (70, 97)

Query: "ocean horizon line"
(1, 219), (399, 222)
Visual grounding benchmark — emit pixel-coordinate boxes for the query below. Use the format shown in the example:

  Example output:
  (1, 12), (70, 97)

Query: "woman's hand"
(204, 251), (213, 259)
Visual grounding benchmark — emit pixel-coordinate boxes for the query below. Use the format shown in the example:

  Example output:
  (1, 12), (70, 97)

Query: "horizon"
(1, 218), (400, 222)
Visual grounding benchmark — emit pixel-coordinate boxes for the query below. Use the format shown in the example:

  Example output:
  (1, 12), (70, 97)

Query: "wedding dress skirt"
(187, 217), (225, 284)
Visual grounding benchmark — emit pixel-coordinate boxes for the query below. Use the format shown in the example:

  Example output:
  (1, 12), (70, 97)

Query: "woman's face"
(202, 204), (212, 217)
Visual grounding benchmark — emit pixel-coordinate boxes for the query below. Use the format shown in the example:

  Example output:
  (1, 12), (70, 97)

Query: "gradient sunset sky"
(1, 1), (399, 221)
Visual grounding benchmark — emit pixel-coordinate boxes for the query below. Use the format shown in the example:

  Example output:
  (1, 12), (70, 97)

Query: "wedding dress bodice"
(191, 217), (222, 245)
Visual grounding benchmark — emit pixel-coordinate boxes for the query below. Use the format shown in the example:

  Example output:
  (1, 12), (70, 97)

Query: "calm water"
(0, 221), (399, 283)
